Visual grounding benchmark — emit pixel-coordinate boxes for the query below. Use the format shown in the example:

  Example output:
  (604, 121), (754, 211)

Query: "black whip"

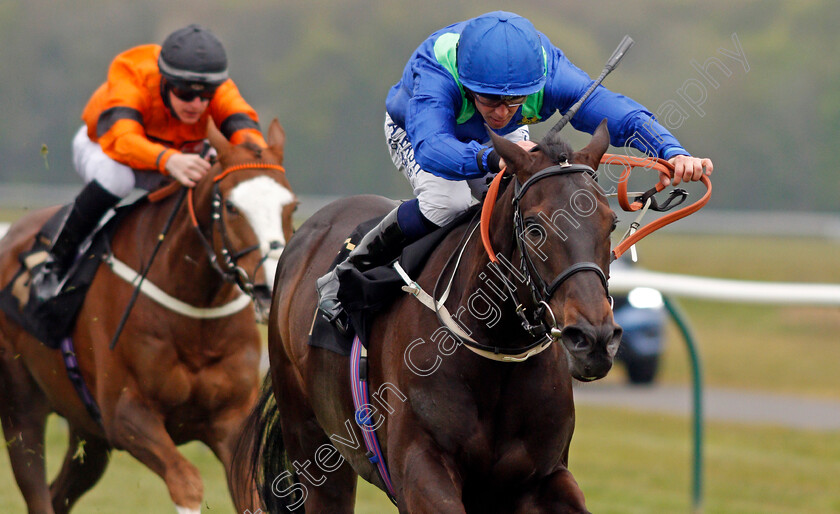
(109, 187), (187, 350)
(544, 35), (635, 140)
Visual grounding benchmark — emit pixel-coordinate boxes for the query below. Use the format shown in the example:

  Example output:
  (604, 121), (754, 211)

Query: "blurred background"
(0, 0), (838, 212)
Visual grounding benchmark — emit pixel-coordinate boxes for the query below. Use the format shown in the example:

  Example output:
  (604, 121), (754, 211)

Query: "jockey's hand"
(662, 155), (714, 187)
(498, 140), (538, 169)
(166, 152), (212, 187)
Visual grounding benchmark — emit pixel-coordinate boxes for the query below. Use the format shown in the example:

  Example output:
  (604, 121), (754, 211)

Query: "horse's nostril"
(562, 327), (590, 352)
(607, 326), (623, 358)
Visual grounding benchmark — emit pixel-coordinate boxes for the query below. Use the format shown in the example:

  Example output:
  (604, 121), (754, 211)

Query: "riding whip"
(544, 35), (634, 140)
(109, 187), (187, 350)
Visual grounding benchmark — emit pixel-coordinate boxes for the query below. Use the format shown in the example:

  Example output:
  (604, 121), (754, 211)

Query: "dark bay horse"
(247, 120), (621, 513)
(0, 119), (297, 513)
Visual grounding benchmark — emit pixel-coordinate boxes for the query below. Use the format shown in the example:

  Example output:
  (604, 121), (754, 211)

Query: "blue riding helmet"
(456, 11), (546, 97)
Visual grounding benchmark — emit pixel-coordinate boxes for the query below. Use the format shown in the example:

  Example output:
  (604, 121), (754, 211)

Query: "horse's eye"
(225, 200), (239, 215)
(523, 219), (544, 239)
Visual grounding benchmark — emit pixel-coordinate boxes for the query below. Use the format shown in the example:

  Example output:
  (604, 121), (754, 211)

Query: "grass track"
(3, 405), (839, 513)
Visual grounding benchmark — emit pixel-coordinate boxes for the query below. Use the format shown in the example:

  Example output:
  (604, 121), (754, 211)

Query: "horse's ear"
(572, 118), (610, 170)
(267, 118), (286, 150)
(486, 126), (531, 176)
(207, 118), (234, 156)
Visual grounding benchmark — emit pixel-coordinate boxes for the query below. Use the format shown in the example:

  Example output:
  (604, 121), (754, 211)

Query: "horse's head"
(487, 120), (622, 381)
(199, 118), (298, 322)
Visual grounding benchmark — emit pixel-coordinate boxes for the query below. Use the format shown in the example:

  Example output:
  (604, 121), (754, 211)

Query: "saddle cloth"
(308, 204), (479, 355)
(0, 204), (133, 349)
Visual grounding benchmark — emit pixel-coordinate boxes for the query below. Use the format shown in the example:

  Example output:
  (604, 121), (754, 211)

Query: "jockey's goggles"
(469, 90), (527, 109)
(170, 85), (217, 102)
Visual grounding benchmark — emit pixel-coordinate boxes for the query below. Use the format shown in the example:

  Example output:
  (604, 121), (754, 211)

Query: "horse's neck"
(139, 188), (236, 306)
(448, 187), (530, 342)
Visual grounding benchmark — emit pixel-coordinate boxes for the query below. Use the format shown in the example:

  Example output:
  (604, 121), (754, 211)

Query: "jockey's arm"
(544, 46), (714, 188)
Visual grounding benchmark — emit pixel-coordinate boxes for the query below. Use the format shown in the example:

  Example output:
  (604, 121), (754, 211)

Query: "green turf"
(573, 404), (840, 514)
(0, 208), (29, 223)
(3, 406), (839, 513)
(624, 233), (840, 398)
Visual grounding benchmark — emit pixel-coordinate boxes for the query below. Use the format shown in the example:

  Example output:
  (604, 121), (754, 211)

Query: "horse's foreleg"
(49, 428), (111, 513)
(205, 410), (261, 513)
(393, 442), (466, 514)
(512, 468), (589, 514)
(0, 349), (54, 513)
(110, 395), (203, 512)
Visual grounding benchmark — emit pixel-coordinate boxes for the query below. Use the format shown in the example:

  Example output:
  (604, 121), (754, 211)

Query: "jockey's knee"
(87, 170), (134, 198)
(417, 192), (473, 227)
(72, 132), (135, 198)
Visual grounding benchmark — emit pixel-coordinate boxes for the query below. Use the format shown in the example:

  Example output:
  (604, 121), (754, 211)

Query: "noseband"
(509, 163), (610, 338)
(188, 162), (286, 299)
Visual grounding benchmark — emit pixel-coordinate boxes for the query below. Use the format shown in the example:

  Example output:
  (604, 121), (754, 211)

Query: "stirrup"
(316, 268), (352, 335)
(29, 257), (65, 302)
(318, 298), (350, 335)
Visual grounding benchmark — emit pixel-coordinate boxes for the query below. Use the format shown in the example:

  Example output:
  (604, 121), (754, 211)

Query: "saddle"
(0, 202), (134, 349)
(308, 205), (479, 355)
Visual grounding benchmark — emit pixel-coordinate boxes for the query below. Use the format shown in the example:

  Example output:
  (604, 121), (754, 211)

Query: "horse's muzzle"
(559, 323), (622, 382)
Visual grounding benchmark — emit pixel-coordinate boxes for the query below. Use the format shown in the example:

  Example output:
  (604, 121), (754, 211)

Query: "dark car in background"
(610, 261), (667, 384)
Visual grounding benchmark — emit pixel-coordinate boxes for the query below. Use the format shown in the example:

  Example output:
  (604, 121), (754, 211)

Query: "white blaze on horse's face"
(228, 176), (294, 285)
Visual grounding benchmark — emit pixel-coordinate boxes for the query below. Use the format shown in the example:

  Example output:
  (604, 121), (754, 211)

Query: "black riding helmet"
(158, 24), (228, 93)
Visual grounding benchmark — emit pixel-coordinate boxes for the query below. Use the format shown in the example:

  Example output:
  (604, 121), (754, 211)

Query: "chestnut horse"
(247, 120), (621, 513)
(0, 119), (297, 513)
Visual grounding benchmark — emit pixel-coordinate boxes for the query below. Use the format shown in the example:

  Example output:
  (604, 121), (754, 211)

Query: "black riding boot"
(31, 180), (121, 299)
(316, 206), (408, 334)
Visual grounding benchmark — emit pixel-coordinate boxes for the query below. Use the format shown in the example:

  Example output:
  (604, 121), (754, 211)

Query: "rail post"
(662, 296), (704, 513)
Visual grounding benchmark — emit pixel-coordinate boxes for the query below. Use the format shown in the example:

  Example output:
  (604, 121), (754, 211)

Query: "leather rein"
(479, 163), (610, 344)
(469, 154), (712, 360)
(415, 162), (609, 362)
(186, 162), (287, 299)
(600, 153), (712, 259)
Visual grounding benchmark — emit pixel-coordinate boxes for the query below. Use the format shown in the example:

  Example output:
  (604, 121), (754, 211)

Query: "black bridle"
(202, 184), (263, 296)
(189, 162), (285, 300)
(108, 161), (282, 350)
(508, 163), (610, 339)
(432, 162), (613, 359)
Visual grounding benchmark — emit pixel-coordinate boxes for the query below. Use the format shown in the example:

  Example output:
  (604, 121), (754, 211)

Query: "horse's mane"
(535, 131), (573, 164)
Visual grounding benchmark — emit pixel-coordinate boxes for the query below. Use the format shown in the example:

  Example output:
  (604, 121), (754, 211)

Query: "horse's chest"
(144, 351), (256, 412)
(411, 382), (574, 479)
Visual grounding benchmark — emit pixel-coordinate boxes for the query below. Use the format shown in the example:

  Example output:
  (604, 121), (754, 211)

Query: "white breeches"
(384, 113), (529, 227)
(72, 125), (135, 198)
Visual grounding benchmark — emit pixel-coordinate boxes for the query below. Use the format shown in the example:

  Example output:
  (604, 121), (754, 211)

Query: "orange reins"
(479, 155), (712, 262)
(601, 153), (711, 260)
(147, 162), (286, 207)
(480, 166), (508, 263)
(187, 162), (286, 226)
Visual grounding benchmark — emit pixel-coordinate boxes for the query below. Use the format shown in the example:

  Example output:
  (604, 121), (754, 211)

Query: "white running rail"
(4, 221), (839, 306)
(610, 268), (840, 306)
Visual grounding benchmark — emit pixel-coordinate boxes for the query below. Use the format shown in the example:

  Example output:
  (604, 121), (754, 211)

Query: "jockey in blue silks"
(317, 11), (713, 331)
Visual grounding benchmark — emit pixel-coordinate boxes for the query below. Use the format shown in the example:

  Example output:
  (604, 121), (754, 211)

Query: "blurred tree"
(0, 0), (837, 211)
